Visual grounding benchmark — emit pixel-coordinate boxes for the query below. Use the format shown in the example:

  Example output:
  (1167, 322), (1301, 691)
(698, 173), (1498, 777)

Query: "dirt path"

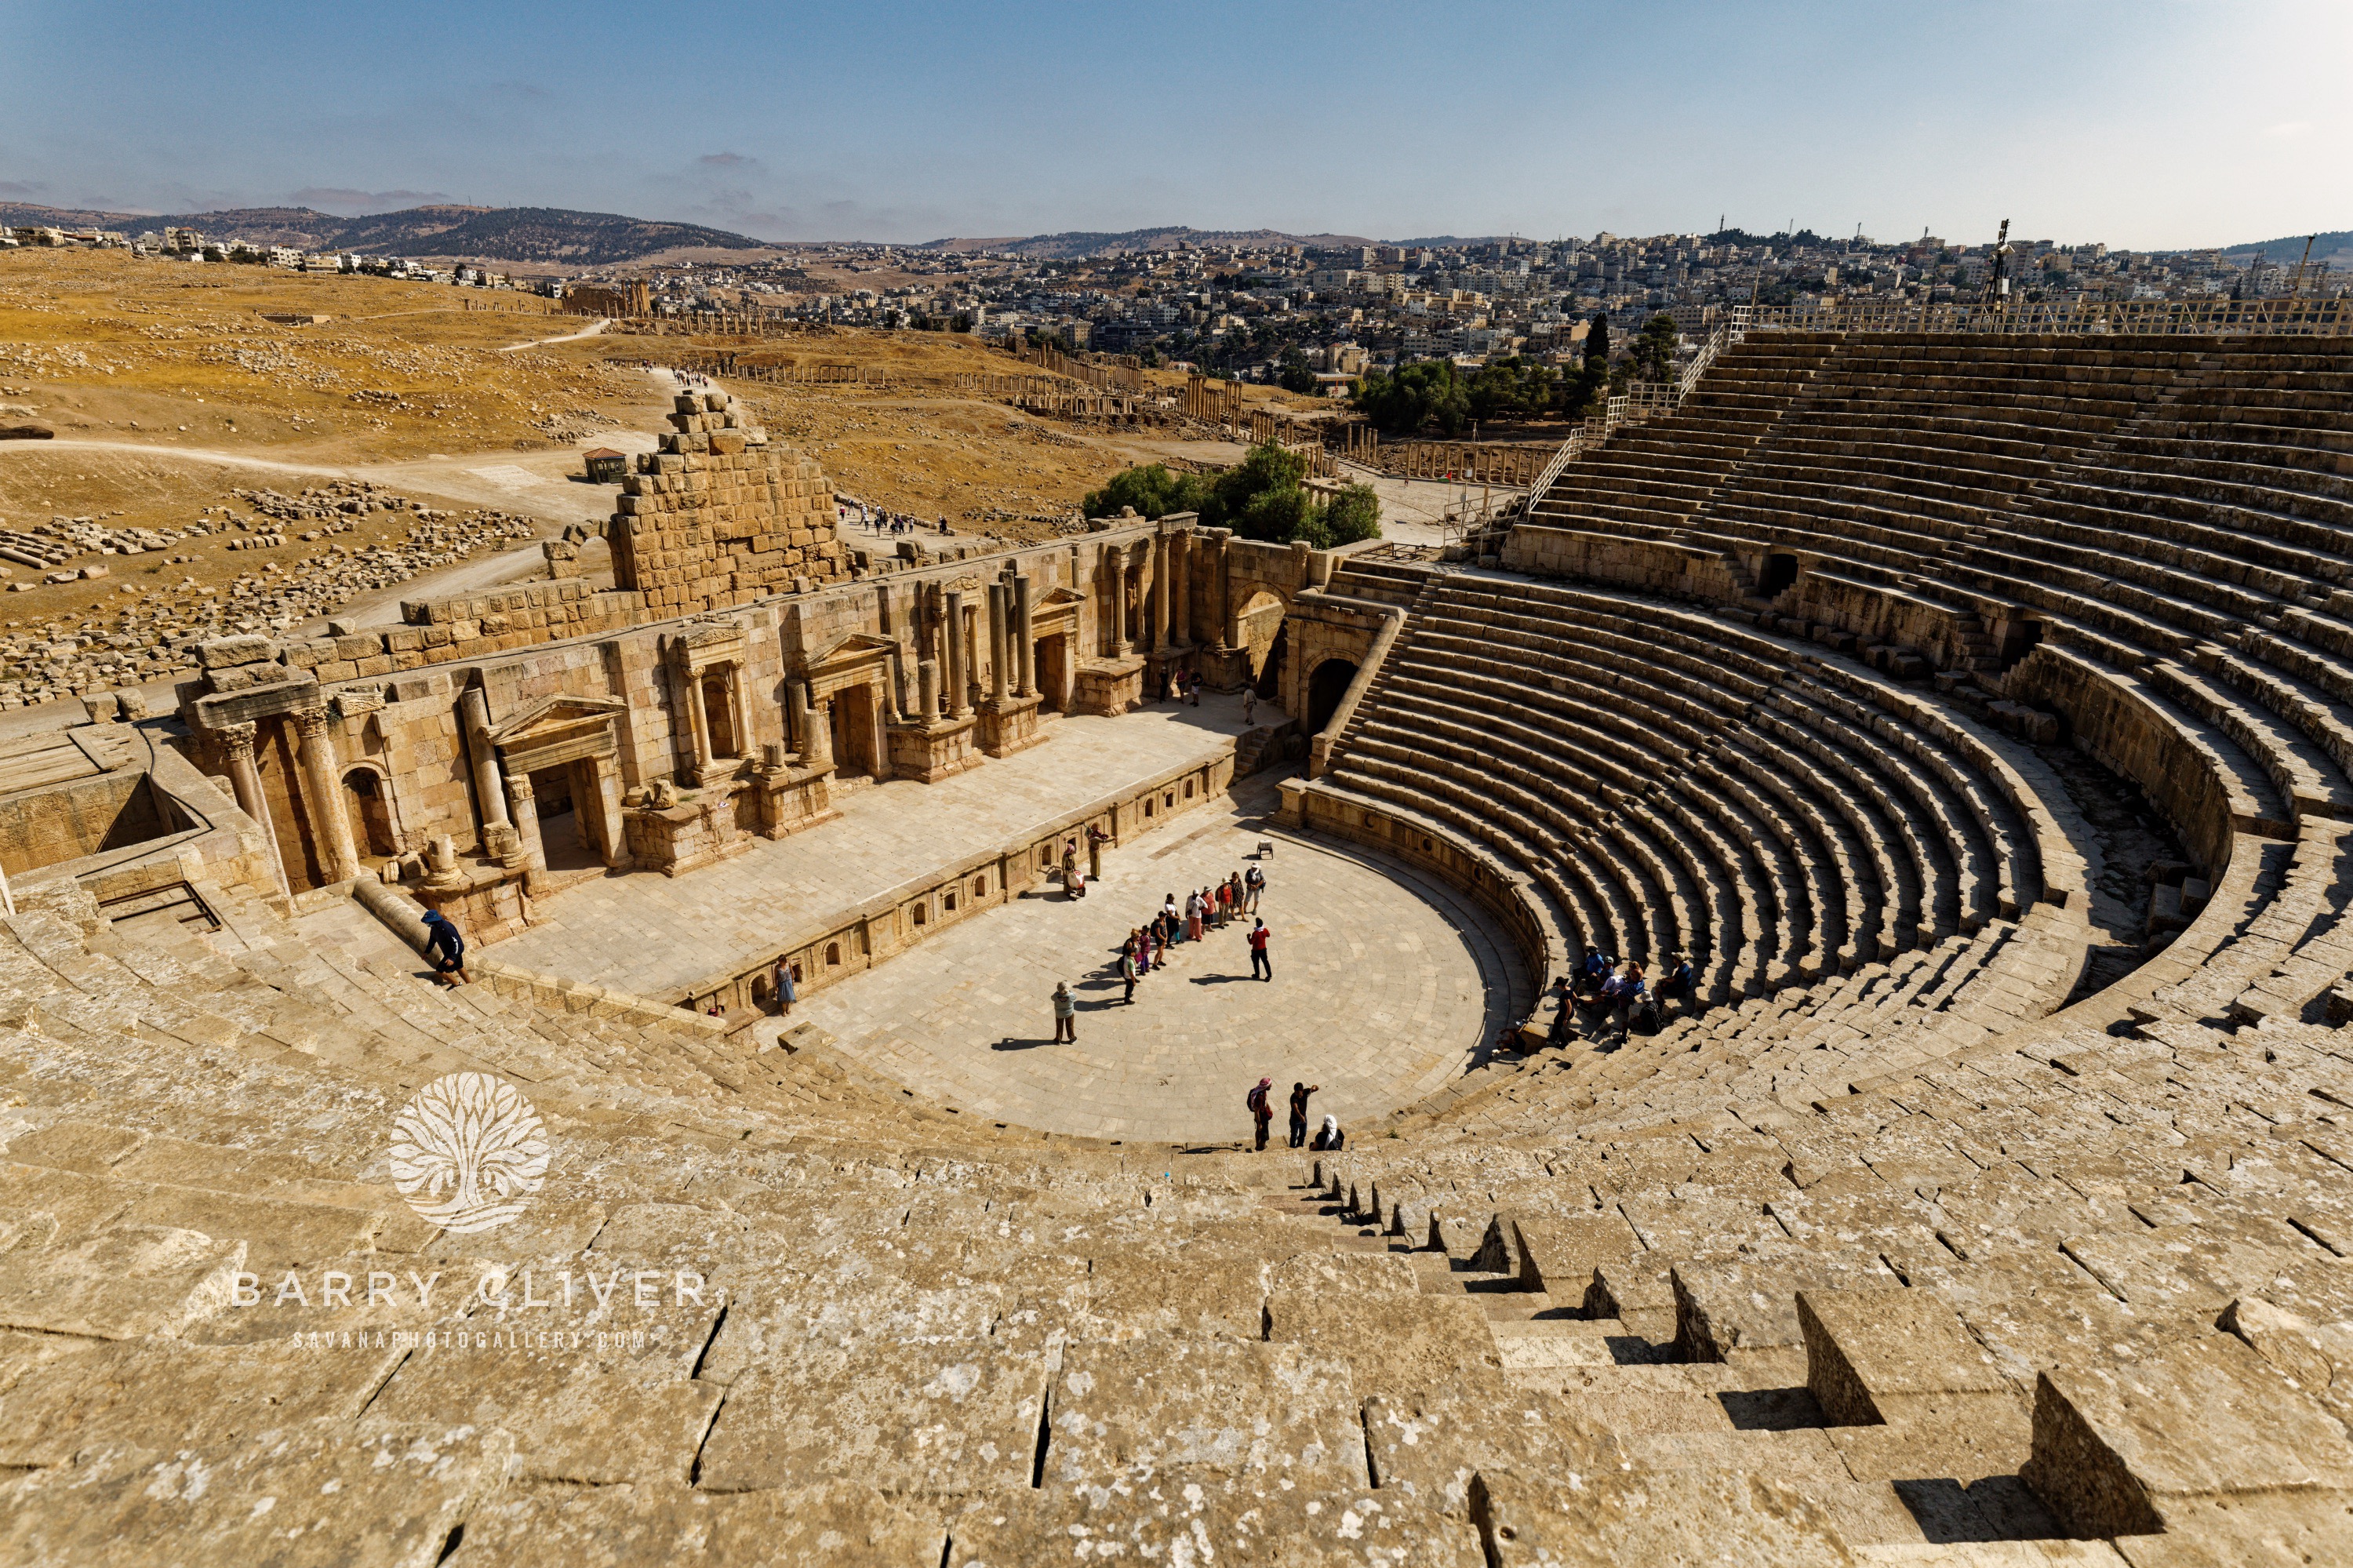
(501, 318), (610, 353)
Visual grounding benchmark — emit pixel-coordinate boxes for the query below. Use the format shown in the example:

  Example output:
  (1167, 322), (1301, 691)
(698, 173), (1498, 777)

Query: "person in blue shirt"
(420, 908), (470, 987)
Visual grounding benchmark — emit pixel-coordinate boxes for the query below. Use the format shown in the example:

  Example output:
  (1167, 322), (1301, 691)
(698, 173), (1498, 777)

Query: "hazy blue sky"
(2, 1), (2345, 248)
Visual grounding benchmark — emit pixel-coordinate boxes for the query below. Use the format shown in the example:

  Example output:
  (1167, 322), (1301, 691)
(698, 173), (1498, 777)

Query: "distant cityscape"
(7, 216), (2344, 389)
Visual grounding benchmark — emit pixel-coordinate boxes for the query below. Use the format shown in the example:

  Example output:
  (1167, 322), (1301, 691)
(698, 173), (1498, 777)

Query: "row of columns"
(217, 710), (359, 894)
(1102, 527), (1224, 657)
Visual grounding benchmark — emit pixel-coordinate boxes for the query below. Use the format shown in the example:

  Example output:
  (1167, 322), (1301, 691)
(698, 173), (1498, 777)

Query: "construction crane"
(1983, 219), (2013, 304)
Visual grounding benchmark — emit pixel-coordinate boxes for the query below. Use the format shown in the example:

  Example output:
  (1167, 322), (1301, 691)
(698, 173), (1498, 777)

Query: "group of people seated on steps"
(1517, 946), (1697, 1050)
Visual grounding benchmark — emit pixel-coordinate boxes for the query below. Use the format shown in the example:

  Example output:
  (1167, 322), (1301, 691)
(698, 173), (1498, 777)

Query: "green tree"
(1562, 312), (1612, 417)
(1082, 463), (1208, 520)
(1095, 441), (1381, 548)
(1351, 359), (1471, 435)
(1466, 356), (1559, 422)
(1629, 312), (1680, 381)
(1277, 350), (1320, 396)
(1311, 482), (1383, 548)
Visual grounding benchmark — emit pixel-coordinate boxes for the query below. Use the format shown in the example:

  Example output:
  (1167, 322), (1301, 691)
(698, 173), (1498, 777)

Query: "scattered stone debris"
(0, 482), (537, 706)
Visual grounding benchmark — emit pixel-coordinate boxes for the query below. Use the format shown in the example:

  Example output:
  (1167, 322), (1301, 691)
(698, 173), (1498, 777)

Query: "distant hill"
(2217, 230), (2353, 270)
(917, 226), (1378, 258)
(0, 202), (767, 264)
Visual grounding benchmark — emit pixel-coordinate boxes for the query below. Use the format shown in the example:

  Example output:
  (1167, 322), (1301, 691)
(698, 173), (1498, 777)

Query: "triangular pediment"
(1037, 585), (1090, 607)
(489, 693), (626, 747)
(809, 631), (899, 672)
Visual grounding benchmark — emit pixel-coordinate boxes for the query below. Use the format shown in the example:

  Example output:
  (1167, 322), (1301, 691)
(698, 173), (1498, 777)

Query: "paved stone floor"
(493, 694), (1271, 1001)
(781, 772), (1516, 1144)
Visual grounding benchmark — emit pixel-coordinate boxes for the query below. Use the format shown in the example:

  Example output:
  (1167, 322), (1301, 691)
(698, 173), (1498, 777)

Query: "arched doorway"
(341, 768), (398, 860)
(1307, 657), (1358, 733)
(1255, 624), (1289, 701)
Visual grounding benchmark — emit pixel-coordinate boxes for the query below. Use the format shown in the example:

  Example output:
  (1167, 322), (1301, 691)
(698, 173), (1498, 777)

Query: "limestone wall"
(611, 390), (846, 613)
(676, 749), (1237, 1013)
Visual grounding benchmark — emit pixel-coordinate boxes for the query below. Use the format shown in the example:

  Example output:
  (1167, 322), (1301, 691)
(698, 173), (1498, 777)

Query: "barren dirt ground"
(0, 249), (1335, 728)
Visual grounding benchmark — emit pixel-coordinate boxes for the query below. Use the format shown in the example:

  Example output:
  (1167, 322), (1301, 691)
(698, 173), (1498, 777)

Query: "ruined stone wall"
(612, 390), (846, 614)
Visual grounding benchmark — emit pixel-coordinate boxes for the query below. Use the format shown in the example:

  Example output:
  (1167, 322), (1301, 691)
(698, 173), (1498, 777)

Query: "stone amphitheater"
(2, 340), (2352, 1565)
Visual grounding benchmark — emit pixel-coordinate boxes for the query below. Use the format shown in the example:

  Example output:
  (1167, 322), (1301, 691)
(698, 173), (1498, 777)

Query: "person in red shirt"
(1247, 918), (1272, 981)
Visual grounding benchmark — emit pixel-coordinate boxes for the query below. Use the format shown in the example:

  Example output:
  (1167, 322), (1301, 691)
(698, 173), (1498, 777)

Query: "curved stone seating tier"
(1304, 575), (2093, 1057)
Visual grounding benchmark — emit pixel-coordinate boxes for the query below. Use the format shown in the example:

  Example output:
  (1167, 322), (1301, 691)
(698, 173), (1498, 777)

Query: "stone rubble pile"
(0, 503), (539, 707)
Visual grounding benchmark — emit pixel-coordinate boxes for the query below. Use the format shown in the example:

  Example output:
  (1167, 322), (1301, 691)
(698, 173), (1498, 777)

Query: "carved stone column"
(460, 687), (509, 836)
(1172, 529), (1192, 646)
(682, 662), (715, 775)
(218, 721), (288, 896)
(591, 756), (628, 868)
(292, 707), (361, 884)
(1213, 530), (1236, 646)
(918, 658), (940, 723)
(1151, 532), (1172, 649)
(1012, 574), (1036, 697)
(728, 660), (754, 759)
(1103, 546), (1126, 650)
(1129, 542), (1152, 654)
(944, 589), (969, 719)
(987, 582), (1009, 701)
(788, 681), (813, 763)
(506, 771), (548, 892)
(806, 688), (835, 768)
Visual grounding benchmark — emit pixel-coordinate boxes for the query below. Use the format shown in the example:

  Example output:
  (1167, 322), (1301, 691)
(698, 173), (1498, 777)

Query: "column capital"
(291, 705), (333, 740)
(217, 721), (258, 759)
(507, 771), (536, 804)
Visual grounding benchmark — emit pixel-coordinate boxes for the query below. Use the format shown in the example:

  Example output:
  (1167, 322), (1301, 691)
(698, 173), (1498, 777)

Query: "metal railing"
(1519, 321), (1737, 508)
(1728, 295), (2353, 338)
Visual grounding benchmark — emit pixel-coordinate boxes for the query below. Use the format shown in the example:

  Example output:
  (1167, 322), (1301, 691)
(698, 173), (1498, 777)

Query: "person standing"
(1185, 890), (1204, 944)
(1248, 917), (1272, 981)
(1242, 687), (1257, 726)
(1246, 1077), (1275, 1151)
(1244, 863), (1265, 914)
(773, 955), (798, 1016)
(1288, 1081), (1321, 1148)
(421, 908), (471, 987)
(1118, 948), (1138, 1004)
(1051, 980), (1076, 1042)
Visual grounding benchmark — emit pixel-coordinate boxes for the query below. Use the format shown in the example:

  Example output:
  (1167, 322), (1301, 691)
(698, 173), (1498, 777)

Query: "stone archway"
(340, 766), (398, 860)
(1307, 657), (1358, 733)
(1255, 624), (1289, 701)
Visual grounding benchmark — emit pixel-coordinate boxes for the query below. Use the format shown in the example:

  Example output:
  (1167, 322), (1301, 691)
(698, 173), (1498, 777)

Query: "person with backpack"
(1247, 917), (1272, 980)
(1287, 1081), (1321, 1148)
(1246, 1077), (1275, 1151)
(420, 908), (470, 987)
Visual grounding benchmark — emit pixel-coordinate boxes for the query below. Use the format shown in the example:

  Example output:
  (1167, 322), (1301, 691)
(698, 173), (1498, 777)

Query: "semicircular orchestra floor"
(784, 776), (1520, 1144)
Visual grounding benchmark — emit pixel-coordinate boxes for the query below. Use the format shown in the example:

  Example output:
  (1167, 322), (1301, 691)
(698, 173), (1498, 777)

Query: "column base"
(977, 693), (1047, 757)
(752, 760), (839, 839)
(885, 715), (983, 784)
(1071, 656), (1146, 717)
(624, 782), (754, 878)
(685, 757), (749, 791)
(1197, 644), (1254, 693)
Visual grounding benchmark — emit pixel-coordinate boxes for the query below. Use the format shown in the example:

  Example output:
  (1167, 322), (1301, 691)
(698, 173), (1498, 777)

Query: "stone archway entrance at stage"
(1030, 586), (1087, 713)
(489, 694), (630, 869)
(806, 631), (897, 782)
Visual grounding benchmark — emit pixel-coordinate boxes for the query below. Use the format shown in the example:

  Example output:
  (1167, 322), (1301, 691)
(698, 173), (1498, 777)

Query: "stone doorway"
(1307, 657), (1358, 733)
(1035, 633), (1070, 712)
(831, 682), (886, 780)
(341, 769), (398, 861)
(700, 668), (740, 760)
(530, 763), (600, 872)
